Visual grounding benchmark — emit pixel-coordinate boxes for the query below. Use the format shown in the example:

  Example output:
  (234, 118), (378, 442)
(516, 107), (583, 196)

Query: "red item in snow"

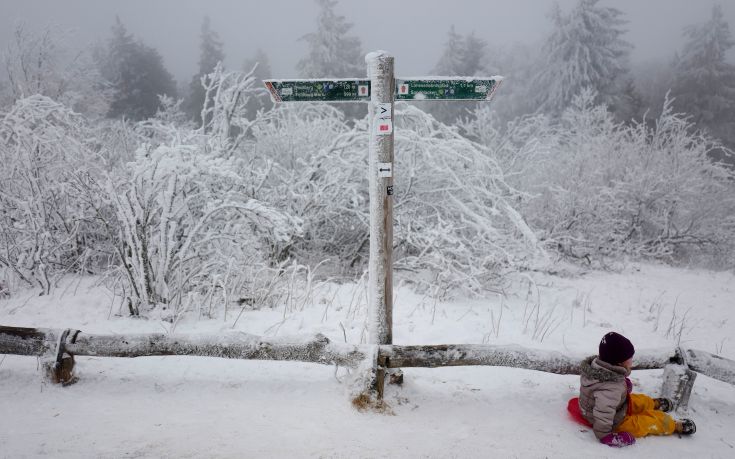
(567, 397), (593, 427)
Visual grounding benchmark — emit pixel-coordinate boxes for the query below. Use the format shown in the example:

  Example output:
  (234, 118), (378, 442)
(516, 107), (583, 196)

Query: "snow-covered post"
(365, 52), (395, 398)
(366, 51), (394, 348)
(661, 347), (698, 411)
(661, 363), (697, 411)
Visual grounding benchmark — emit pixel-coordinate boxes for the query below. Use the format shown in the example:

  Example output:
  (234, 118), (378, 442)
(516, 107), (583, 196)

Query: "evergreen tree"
(187, 16), (225, 124)
(296, 0), (362, 78)
(671, 4), (735, 151)
(533, 0), (633, 118)
(101, 17), (177, 121)
(433, 26), (487, 76)
(430, 26), (488, 125)
(433, 26), (465, 75)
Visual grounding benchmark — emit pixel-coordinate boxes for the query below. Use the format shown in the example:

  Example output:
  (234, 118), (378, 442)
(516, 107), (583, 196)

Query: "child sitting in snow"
(579, 331), (696, 447)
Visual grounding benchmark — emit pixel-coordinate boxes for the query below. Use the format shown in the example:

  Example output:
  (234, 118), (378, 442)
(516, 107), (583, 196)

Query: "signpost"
(395, 78), (501, 101)
(264, 79), (370, 102)
(265, 52), (502, 398)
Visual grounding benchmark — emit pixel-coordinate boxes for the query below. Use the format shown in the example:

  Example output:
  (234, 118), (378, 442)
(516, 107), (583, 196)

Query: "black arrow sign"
(379, 168), (391, 173)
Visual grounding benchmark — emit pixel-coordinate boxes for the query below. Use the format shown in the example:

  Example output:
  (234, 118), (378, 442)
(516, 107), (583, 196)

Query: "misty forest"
(1, 0), (735, 457)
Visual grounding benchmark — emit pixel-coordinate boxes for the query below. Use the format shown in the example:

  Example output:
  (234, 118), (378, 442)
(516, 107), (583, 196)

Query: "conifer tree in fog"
(100, 17), (177, 121)
(187, 16), (225, 124)
(533, 0), (635, 118)
(430, 26), (487, 124)
(296, 0), (362, 78)
(671, 4), (735, 151)
(433, 26), (487, 77)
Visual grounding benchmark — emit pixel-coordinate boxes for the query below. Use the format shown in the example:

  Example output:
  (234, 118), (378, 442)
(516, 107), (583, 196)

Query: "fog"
(1, 0), (733, 81)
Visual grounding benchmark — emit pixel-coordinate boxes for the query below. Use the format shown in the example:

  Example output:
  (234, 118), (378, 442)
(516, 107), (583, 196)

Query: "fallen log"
(0, 325), (366, 368)
(683, 348), (735, 386)
(380, 344), (676, 374)
(0, 325), (61, 356)
(2, 326), (733, 388)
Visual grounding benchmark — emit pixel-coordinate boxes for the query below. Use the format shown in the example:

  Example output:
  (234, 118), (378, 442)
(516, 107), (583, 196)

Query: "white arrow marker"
(378, 103), (391, 119)
(378, 162), (393, 177)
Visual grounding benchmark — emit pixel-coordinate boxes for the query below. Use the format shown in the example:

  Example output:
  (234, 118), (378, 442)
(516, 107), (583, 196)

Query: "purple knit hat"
(599, 332), (635, 365)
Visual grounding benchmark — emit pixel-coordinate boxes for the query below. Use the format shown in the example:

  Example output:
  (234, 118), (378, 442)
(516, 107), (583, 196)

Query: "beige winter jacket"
(578, 356), (630, 439)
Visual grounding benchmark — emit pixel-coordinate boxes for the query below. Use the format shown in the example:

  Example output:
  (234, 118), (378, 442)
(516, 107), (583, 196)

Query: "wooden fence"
(2, 325), (733, 407)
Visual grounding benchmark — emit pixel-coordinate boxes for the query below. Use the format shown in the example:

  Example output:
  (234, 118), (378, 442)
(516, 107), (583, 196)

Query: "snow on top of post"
(364, 50), (391, 64)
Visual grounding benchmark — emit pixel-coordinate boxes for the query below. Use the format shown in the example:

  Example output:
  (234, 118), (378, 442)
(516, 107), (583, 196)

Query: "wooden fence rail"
(0, 325), (366, 367)
(2, 325), (733, 399)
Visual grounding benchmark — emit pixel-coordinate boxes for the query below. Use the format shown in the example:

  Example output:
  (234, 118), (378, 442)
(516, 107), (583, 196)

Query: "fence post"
(661, 348), (697, 411)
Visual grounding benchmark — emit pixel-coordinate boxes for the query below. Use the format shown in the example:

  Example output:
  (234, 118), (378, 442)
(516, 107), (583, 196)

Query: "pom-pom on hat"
(599, 332), (635, 365)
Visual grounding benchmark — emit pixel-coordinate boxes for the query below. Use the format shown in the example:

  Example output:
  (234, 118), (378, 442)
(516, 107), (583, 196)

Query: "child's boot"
(675, 419), (696, 435)
(654, 397), (673, 412)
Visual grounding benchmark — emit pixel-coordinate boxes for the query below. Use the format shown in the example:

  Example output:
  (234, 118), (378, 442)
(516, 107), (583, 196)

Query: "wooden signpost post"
(264, 51), (502, 398)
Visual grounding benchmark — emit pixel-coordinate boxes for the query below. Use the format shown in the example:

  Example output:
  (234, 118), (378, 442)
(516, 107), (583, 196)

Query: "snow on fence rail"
(0, 325), (366, 368)
(1, 325), (734, 402)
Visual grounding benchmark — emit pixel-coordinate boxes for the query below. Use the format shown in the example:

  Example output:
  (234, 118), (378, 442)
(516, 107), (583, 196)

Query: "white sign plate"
(378, 162), (393, 178)
(378, 103), (392, 119)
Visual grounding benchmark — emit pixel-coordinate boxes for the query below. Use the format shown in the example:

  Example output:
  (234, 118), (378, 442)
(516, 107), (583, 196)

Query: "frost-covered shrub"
(249, 104), (370, 272)
(465, 88), (735, 267)
(249, 103), (544, 296)
(392, 105), (546, 296)
(0, 95), (106, 294)
(101, 67), (302, 315)
(105, 141), (301, 315)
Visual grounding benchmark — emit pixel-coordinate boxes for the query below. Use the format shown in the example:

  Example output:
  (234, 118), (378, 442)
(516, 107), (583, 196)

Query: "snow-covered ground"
(1, 263), (734, 458)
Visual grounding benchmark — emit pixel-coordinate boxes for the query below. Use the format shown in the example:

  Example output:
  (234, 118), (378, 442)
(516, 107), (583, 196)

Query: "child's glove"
(625, 377), (633, 394)
(600, 432), (636, 447)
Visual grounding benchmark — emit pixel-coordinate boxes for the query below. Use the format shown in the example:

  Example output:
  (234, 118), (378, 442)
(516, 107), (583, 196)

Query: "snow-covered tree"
(670, 4), (735, 150)
(429, 26), (488, 125)
(99, 17), (178, 121)
(631, 58), (674, 119)
(296, 0), (363, 78)
(2, 24), (110, 117)
(433, 26), (487, 77)
(533, 0), (634, 119)
(186, 16), (225, 124)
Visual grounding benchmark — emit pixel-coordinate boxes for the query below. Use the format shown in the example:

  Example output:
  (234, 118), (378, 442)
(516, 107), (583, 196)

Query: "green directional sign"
(264, 79), (371, 102)
(395, 78), (502, 101)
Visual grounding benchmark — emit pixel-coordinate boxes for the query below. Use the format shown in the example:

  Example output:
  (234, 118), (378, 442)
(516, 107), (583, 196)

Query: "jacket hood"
(580, 355), (629, 382)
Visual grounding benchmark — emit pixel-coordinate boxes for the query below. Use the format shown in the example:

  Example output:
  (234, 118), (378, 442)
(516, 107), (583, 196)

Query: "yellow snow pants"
(615, 393), (677, 438)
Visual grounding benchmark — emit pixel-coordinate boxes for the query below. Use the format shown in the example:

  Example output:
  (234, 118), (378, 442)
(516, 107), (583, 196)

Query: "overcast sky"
(1, 0), (733, 82)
